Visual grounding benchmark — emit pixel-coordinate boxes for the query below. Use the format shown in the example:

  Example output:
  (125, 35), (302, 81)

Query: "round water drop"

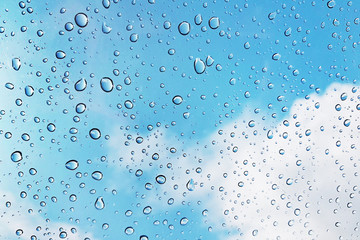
(130, 33), (138, 42)
(340, 93), (347, 101)
(24, 85), (34, 97)
(74, 78), (87, 91)
(100, 77), (114, 92)
(194, 14), (202, 25)
(56, 50), (66, 59)
(76, 103), (86, 114)
(65, 22), (74, 31)
(208, 17), (220, 29)
(102, 223), (109, 230)
(47, 123), (56, 132)
(244, 42), (251, 49)
(140, 235), (149, 240)
(124, 100), (133, 109)
(180, 217), (189, 225)
(124, 227), (134, 235)
(65, 160), (79, 170)
(92, 171), (103, 181)
(272, 53), (281, 61)
(172, 95), (183, 105)
(95, 196), (105, 210)
(102, 0), (111, 8)
(186, 179), (195, 191)
(178, 21), (191, 35)
(75, 13), (88, 27)
(102, 22), (112, 34)
(194, 58), (206, 74)
(344, 119), (351, 127)
(11, 151), (23, 162)
(89, 128), (101, 140)
(12, 58), (21, 71)
(156, 175), (166, 184)
(143, 206), (152, 215)
(327, 0), (336, 8)
(59, 231), (67, 239)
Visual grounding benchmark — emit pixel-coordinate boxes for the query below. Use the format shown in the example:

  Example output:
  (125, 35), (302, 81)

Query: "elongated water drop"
(178, 21), (190, 35)
(95, 196), (105, 210)
(74, 78), (87, 91)
(12, 58), (21, 71)
(194, 58), (206, 74)
(65, 160), (79, 170)
(100, 77), (114, 92)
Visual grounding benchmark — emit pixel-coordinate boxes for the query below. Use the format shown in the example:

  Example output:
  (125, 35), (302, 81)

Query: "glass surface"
(0, 0), (359, 239)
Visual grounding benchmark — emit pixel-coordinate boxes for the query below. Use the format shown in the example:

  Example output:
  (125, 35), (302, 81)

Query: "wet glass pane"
(0, 0), (359, 239)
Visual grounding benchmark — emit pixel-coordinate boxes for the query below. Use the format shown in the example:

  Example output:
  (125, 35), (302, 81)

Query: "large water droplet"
(194, 58), (206, 74)
(124, 100), (133, 109)
(65, 160), (79, 170)
(178, 21), (191, 35)
(12, 58), (21, 71)
(74, 13), (88, 28)
(102, 22), (112, 34)
(11, 151), (23, 162)
(130, 33), (138, 42)
(95, 196), (105, 210)
(124, 227), (134, 235)
(186, 179), (195, 191)
(89, 128), (101, 140)
(56, 50), (66, 59)
(100, 77), (114, 92)
(102, 0), (111, 8)
(272, 53), (281, 61)
(156, 175), (166, 184)
(74, 78), (87, 91)
(24, 85), (34, 97)
(208, 17), (220, 29)
(172, 95), (183, 105)
(92, 171), (103, 181)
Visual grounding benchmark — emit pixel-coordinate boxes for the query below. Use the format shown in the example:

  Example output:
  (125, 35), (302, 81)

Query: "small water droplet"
(24, 85), (34, 97)
(194, 14), (202, 25)
(74, 78), (87, 91)
(208, 17), (220, 29)
(56, 50), (66, 59)
(102, 0), (111, 8)
(172, 95), (183, 105)
(102, 22), (112, 34)
(92, 171), (103, 181)
(89, 128), (101, 140)
(186, 179), (195, 191)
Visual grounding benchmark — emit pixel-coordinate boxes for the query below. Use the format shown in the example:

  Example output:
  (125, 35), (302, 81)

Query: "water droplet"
(268, 12), (276, 20)
(65, 160), (79, 170)
(178, 21), (191, 35)
(267, 130), (273, 139)
(24, 85), (34, 97)
(100, 77), (114, 92)
(186, 179), (195, 191)
(56, 50), (66, 59)
(47, 123), (56, 132)
(124, 100), (133, 109)
(172, 95), (183, 105)
(205, 55), (214, 66)
(194, 14), (202, 25)
(11, 151), (23, 162)
(89, 128), (101, 140)
(143, 206), (152, 215)
(327, 0), (336, 8)
(95, 196), (105, 210)
(5, 82), (14, 90)
(102, 22), (112, 34)
(124, 227), (134, 235)
(76, 103), (86, 114)
(130, 33), (138, 42)
(284, 27), (292, 36)
(272, 53), (281, 61)
(92, 171), (103, 181)
(194, 58), (206, 74)
(244, 42), (251, 49)
(208, 17), (220, 29)
(156, 175), (166, 184)
(65, 22), (74, 31)
(12, 58), (21, 71)
(344, 119), (351, 127)
(180, 217), (189, 225)
(74, 13), (88, 28)
(102, 0), (111, 8)
(74, 78), (87, 91)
